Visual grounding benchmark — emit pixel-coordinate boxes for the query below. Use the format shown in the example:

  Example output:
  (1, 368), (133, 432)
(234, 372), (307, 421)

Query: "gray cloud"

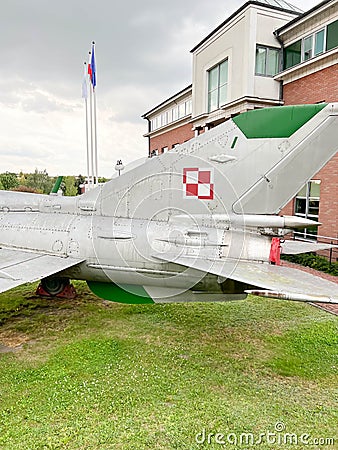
(0, 0), (320, 175)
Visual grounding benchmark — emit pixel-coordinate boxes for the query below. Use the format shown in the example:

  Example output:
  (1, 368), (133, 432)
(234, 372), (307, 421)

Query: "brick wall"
(150, 123), (194, 153)
(283, 64), (338, 105)
(315, 154), (338, 239)
(281, 65), (338, 240)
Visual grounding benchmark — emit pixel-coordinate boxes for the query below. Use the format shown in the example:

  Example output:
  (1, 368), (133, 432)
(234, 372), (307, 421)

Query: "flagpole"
(83, 62), (90, 186)
(89, 52), (95, 185)
(91, 41), (98, 185)
(93, 85), (98, 184)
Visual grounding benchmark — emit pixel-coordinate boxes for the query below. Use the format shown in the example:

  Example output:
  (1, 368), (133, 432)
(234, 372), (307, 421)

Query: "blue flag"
(90, 43), (96, 88)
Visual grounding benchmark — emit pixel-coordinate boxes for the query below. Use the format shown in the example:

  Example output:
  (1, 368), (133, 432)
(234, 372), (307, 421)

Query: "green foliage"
(0, 172), (19, 190)
(282, 253), (338, 276)
(0, 283), (337, 449)
(61, 176), (77, 196)
(0, 172), (103, 195)
(24, 169), (54, 194)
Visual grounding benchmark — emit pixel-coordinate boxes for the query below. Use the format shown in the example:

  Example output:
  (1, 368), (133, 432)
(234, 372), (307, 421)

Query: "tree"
(0, 172), (19, 191)
(61, 176), (77, 196)
(24, 169), (54, 194)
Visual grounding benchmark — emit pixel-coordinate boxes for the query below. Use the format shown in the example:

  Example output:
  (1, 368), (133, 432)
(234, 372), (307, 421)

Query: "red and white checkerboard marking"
(183, 168), (214, 200)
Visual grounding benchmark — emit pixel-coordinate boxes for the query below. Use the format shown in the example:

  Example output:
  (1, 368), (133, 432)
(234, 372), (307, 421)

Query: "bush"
(282, 253), (338, 276)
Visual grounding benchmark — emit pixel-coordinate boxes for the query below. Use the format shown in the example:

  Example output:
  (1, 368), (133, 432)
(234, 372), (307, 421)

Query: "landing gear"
(36, 277), (77, 299)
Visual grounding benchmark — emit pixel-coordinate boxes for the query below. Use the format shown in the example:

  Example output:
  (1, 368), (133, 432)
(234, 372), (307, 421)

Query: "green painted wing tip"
(233, 103), (327, 139)
(87, 281), (155, 304)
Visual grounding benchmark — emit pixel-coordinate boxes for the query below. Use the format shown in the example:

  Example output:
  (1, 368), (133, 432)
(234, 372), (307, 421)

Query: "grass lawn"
(0, 281), (337, 449)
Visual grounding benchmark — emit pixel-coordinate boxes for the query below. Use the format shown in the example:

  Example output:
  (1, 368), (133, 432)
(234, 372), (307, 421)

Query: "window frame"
(301, 28), (326, 62)
(207, 59), (228, 113)
(294, 180), (321, 241)
(255, 45), (281, 77)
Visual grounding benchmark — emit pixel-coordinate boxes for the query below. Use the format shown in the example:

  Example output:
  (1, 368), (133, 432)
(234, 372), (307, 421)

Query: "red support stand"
(269, 237), (281, 265)
(36, 283), (77, 299)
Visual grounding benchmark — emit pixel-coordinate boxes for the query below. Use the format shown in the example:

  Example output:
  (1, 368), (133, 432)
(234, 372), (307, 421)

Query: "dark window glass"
(284, 40), (301, 69)
(326, 20), (338, 51)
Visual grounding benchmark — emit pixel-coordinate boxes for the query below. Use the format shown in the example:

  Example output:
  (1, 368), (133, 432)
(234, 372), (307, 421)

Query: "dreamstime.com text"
(195, 423), (335, 446)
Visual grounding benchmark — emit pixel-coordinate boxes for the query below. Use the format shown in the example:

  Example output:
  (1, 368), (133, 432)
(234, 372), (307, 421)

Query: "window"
(151, 117), (159, 131)
(283, 20), (337, 71)
(326, 19), (338, 51)
(160, 112), (167, 127)
(161, 146), (168, 154)
(149, 98), (192, 131)
(302, 29), (325, 61)
(172, 106), (178, 121)
(284, 40), (301, 69)
(314, 29), (325, 55)
(178, 103), (186, 118)
(185, 99), (192, 115)
(255, 46), (280, 76)
(294, 180), (321, 240)
(207, 59), (228, 112)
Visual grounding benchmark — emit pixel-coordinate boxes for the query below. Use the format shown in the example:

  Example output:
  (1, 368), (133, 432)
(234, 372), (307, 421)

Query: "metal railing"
(293, 232), (338, 264)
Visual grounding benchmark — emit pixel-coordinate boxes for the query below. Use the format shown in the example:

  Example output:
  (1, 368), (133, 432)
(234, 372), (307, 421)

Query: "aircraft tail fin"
(82, 103), (337, 221)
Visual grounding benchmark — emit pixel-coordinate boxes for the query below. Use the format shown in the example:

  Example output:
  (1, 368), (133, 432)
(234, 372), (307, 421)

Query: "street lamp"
(115, 159), (125, 176)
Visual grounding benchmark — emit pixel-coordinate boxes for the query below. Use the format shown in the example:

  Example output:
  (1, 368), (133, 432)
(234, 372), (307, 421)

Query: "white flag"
(82, 63), (88, 99)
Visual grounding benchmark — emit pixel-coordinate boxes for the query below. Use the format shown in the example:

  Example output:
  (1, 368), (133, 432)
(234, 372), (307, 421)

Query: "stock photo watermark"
(195, 422), (335, 446)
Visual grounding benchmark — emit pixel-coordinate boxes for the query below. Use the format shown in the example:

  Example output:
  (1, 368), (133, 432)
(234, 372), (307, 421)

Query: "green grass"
(0, 282), (337, 449)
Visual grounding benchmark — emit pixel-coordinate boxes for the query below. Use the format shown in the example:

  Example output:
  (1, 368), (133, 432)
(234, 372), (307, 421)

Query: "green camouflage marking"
(233, 104), (327, 139)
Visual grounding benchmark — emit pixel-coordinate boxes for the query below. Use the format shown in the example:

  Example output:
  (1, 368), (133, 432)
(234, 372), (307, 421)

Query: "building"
(142, 0), (338, 247)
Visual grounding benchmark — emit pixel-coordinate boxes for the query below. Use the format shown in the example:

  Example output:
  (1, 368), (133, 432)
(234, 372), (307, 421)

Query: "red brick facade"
(279, 66), (338, 241)
(283, 64), (338, 105)
(149, 123), (194, 154)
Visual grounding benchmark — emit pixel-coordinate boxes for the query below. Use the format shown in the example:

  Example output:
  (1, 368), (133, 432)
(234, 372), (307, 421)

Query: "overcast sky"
(0, 0), (320, 177)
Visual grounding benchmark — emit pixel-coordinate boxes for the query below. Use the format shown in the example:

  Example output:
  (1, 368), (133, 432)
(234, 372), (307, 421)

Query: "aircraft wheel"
(40, 277), (70, 296)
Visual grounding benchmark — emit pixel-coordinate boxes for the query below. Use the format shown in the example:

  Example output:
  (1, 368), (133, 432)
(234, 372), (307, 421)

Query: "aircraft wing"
(0, 247), (84, 294)
(281, 240), (337, 255)
(153, 253), (338, 304)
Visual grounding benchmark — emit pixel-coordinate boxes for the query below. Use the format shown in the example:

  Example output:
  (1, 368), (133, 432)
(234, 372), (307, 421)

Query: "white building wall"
(192, 11), (248, 118)
(192, 4), (299, 124)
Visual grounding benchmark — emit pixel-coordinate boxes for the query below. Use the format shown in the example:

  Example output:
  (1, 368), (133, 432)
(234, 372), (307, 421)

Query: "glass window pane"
(309, 180), (321, 198)
(309, 207), (319, 216)
(219, 60), (228, 85)
(185, 99), (192, 115)
(208, 67), (219, 92)
(303, 35), (313, 61)
(297, 184), (307, 197)
(178, 103), (185, 118)
(255, 47), (266, 75)
(314, 29), (325, 55)
(208, 90), (218, 112)
(266, 49), (279, 76)
(305, 226), (318, 238)
(284, 40), (301, 69)
(326, 19), (338, 51)
(295, 198), (306, 214)
(172, 106), (178, 121)
(219, 85), (227, 106)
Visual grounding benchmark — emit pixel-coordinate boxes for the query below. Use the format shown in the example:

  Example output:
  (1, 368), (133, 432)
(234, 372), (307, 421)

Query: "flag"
(82, 63), (88, 99)
(88, 52), (92, 80)
(88, 42), (96, 88)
